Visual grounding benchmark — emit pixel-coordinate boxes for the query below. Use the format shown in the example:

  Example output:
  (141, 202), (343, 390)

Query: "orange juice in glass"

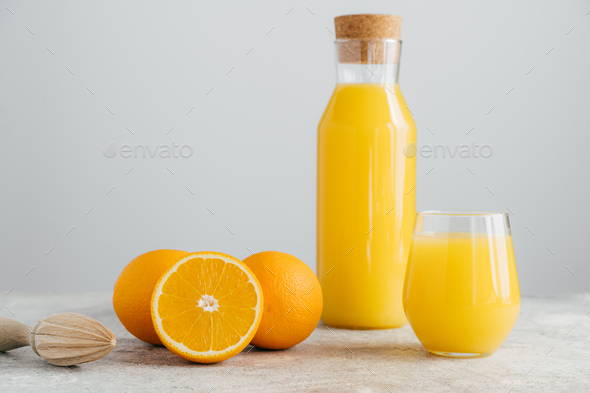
(403, 211), (520, 357)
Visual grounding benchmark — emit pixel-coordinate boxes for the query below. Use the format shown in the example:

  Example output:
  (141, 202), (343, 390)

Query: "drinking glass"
(403, 211), (520, 358)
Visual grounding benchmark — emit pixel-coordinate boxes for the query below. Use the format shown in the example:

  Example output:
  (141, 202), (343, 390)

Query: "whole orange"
(242, 251), (323, 349)
(113, 249), (189, 345)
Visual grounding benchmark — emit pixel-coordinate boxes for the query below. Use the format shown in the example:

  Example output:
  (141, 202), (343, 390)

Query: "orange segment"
(151, 252), (263, 363)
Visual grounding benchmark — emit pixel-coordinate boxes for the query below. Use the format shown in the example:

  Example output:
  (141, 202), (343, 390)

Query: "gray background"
(1, 0), (589, 296)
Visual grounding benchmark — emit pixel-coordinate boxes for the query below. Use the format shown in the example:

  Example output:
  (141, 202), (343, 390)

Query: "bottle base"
(428, 350), (492, 358)
(323, 321), (408, 330)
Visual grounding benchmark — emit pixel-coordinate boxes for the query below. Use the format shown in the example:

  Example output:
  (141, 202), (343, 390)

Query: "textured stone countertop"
(1, 293), (589, 392)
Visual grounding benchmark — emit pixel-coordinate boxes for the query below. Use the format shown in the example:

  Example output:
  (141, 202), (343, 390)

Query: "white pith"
(152, 252), (261, 357)
(198, 294), (219, 312)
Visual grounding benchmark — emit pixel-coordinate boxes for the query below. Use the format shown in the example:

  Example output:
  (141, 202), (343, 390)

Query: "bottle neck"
(334, 39), (401, 84)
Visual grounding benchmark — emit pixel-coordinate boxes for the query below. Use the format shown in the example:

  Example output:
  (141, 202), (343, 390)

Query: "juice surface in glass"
(403, 232), (521, 355)
(317, 81), (416, 329)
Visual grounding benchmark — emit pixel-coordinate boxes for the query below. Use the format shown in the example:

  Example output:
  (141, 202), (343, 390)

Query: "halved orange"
(151, 252), (263, 363)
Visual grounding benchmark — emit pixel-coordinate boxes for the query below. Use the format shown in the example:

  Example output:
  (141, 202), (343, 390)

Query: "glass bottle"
(317, 14), (416, 329)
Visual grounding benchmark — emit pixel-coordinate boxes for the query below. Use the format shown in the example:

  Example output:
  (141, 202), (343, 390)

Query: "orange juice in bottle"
(317, 14), (416, 329)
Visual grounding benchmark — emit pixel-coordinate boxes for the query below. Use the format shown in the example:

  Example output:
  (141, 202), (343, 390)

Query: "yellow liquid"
(317, 83), (416, 329)
(403, 233), (521, 356)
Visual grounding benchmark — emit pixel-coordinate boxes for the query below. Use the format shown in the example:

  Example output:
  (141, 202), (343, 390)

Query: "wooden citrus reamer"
(0, 312), (116, 366)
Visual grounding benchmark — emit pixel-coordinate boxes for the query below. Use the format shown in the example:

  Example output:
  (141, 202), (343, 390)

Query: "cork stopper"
(334, 14), (403, 64)
(335, 14), (402, 40)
